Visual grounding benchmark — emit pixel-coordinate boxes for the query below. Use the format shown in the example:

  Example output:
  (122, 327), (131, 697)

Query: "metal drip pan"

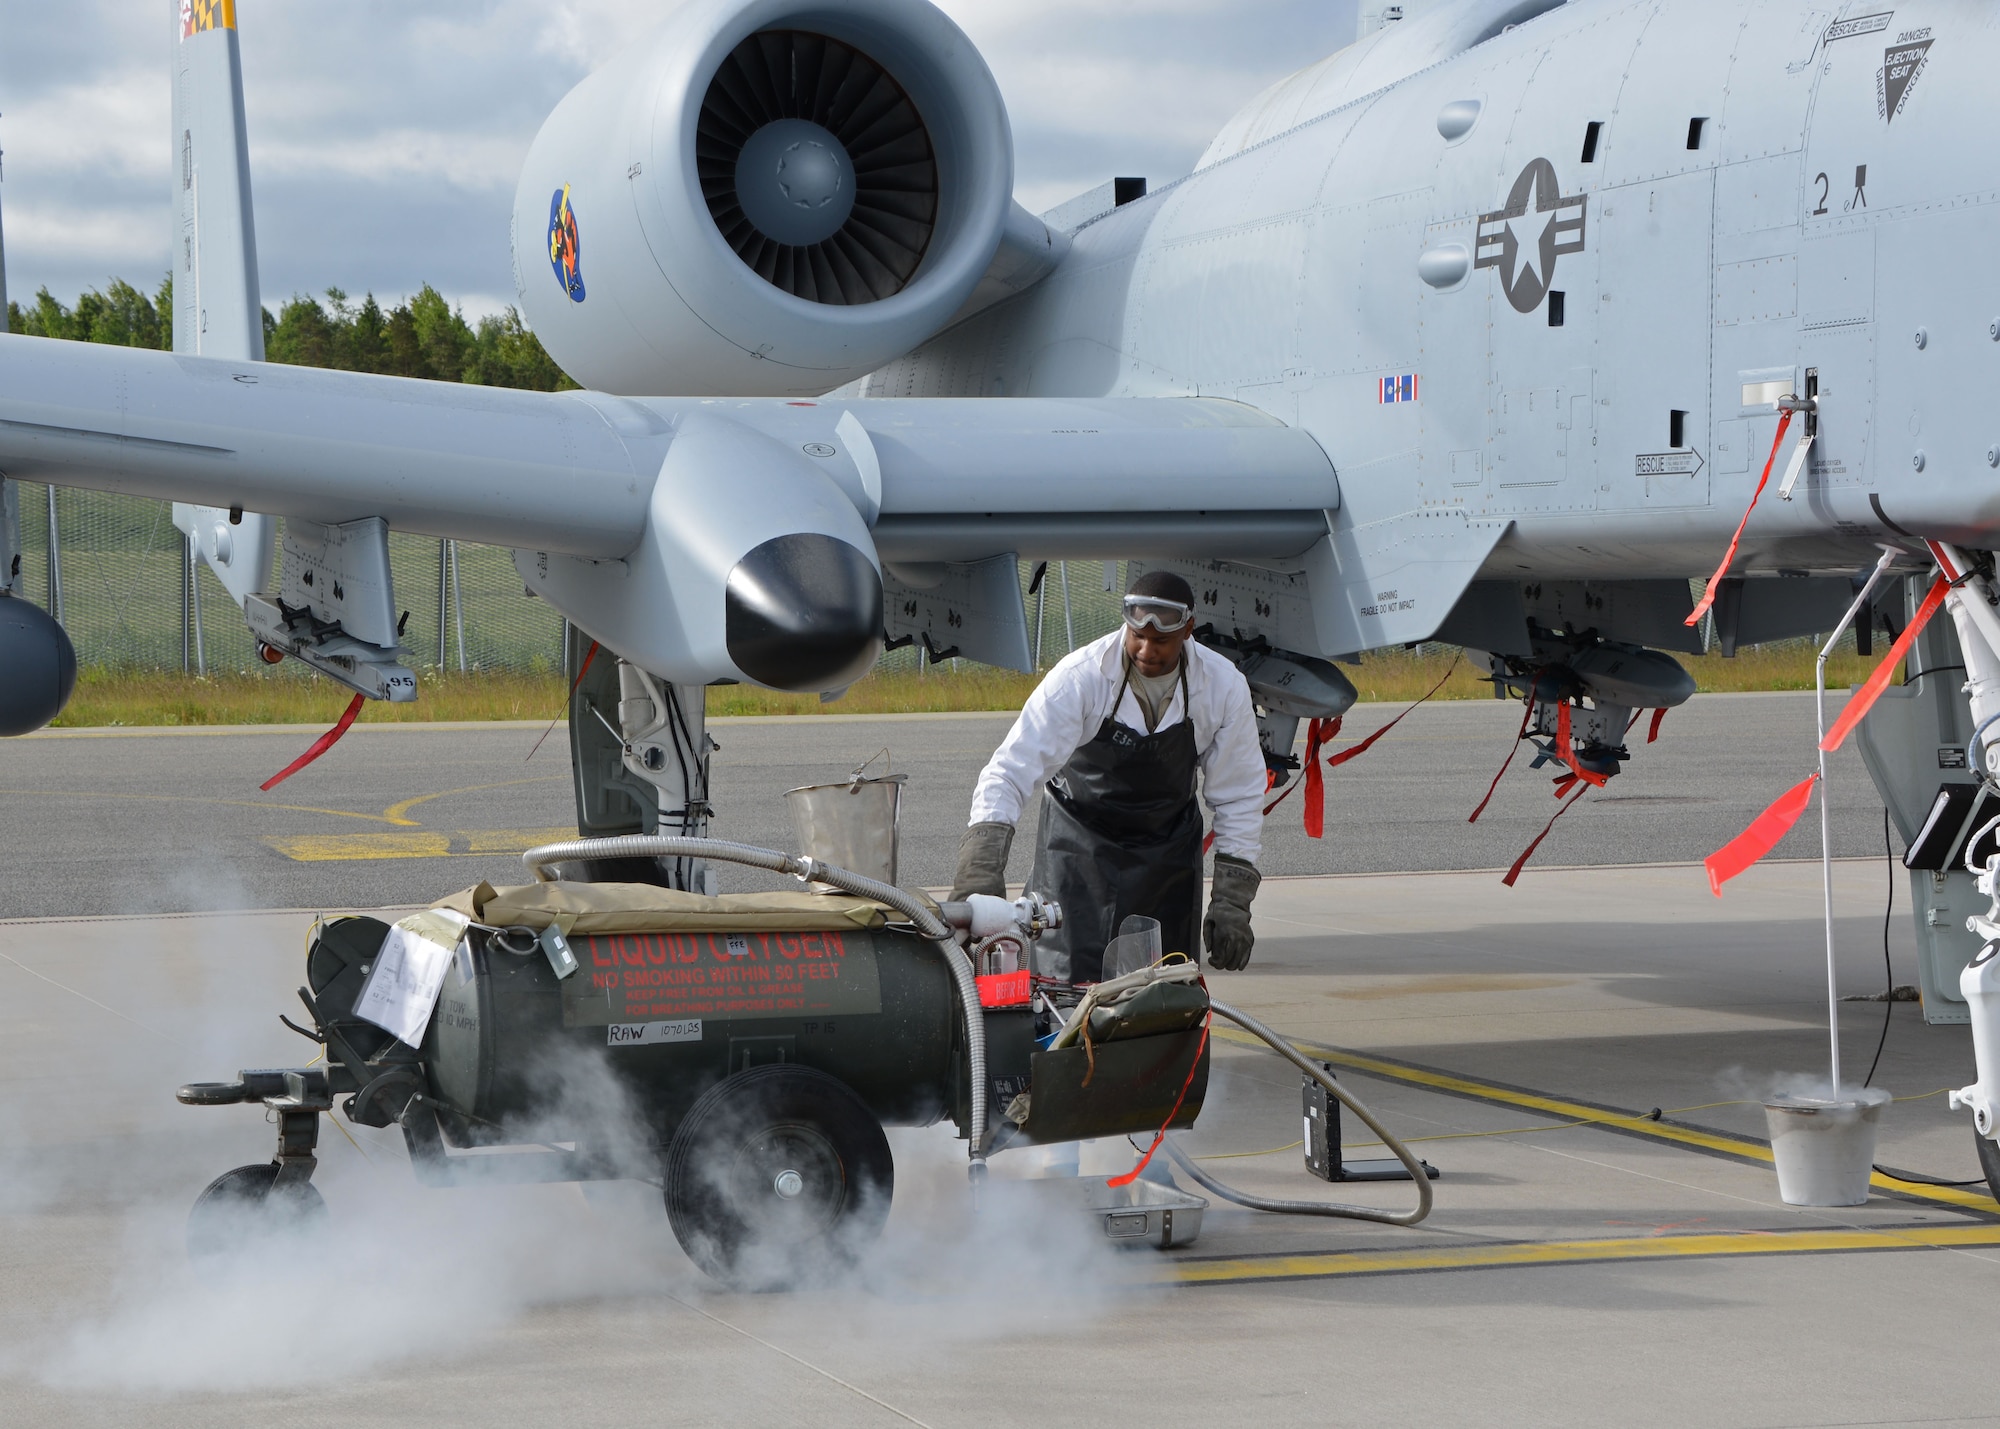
(984, 1172), (1207, 1248)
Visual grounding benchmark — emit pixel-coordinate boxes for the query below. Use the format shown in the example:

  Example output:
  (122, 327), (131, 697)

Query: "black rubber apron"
(1029, 663), (1203, 984)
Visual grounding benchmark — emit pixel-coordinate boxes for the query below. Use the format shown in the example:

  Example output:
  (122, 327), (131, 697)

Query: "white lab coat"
(968, 630), (1268, 863)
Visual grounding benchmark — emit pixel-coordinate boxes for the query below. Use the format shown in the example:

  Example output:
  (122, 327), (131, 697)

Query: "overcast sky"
(0, 0), (1358, 322)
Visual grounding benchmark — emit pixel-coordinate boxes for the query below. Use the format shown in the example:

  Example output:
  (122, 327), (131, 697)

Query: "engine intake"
(515, 0), (1013, 396)
(700, 31), (935, 305)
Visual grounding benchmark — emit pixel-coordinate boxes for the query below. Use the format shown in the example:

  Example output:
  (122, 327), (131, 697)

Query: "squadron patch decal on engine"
(564, 929), (884, 1025)
(1475, 159), (1586, 316)
(548, 184), (585, 303)
(1880, 29), (1934, 123)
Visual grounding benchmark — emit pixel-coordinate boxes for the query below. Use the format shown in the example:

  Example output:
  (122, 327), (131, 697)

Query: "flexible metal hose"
(520, 835), (989, 1169)
(1161, 999), (1431, 1226)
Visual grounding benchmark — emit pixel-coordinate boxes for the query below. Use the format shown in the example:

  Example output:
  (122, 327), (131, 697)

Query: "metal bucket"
(785, 773), (908, 888)
(1762, 1091), (1888, 1206)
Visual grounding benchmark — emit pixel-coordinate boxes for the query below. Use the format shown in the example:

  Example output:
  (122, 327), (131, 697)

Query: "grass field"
(48, 643), (1884, 728)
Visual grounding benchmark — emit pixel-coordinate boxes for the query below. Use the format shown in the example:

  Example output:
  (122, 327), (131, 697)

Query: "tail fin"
(169, 0), (276, 608)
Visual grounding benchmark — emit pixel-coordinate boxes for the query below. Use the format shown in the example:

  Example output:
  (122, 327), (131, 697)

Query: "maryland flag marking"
(181, 0), (237, 38)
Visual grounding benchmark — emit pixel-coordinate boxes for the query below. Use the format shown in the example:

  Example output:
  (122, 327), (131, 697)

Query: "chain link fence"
(13, 489), (1815, 681)
(874, 558), (1130, 675)
(5, 481), (1134, 676)
(5, 482), (565, 674)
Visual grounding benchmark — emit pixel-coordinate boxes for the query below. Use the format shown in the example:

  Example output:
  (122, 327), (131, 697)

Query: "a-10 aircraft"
(4, 1), (2000, 1073)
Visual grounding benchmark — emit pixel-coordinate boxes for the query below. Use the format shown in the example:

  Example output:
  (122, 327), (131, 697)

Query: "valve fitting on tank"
(940, 891), (1062, 943)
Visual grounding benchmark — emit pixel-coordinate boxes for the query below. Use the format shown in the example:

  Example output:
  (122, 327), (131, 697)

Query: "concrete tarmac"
(2, 695), (1995, 1425)
(0, 691), (1904, 918)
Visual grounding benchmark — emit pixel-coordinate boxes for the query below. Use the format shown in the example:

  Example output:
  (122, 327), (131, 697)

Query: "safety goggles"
(1122, 594), (1194, 634)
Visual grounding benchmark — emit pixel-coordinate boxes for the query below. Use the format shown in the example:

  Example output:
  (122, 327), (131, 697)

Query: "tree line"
(5, 276), (576, 391)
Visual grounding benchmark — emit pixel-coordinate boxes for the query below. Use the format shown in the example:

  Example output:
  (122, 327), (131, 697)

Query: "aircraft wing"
(0, 335), (1335, 555)
(0, 333), (1341, 687)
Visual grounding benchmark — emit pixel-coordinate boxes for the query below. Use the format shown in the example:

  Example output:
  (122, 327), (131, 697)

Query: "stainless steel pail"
(784, 773), (908, 888)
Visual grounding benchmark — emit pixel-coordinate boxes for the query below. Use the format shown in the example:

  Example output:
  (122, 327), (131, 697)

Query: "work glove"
(1203, 854), (1261, 971)
(948, 821), (1014, 901)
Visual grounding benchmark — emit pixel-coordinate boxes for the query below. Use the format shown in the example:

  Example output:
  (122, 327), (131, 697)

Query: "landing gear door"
(568, 635), (651, 839)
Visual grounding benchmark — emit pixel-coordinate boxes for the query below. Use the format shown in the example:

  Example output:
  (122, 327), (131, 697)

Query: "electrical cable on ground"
(1340, 1091), (1952, 1153)
(1336, 1098), (1743, 1153)
(1872, 1166), (1988, 1188)
(1197, 1085), (1964, 1163)
(1195, 1140), (1302, 1161)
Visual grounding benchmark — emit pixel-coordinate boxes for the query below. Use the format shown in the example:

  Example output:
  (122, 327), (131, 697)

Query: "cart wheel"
(186, 1163), (328, 1269)
(664, 1065), (892, 1291)
(1977, 1129), (2000, 1205)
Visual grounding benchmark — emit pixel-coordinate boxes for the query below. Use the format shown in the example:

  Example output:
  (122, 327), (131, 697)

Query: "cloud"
(3, 70), (165, 178)
(0, 0), (1358, 312)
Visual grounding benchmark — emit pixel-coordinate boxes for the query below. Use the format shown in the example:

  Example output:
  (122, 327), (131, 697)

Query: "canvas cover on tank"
(439, 879), (921, 933)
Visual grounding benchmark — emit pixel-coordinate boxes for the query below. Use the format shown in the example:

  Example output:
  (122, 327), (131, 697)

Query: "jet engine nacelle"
(514, 0), (1014, 397)
(0, 596), (78, 737)
(519, 411), (885, 692)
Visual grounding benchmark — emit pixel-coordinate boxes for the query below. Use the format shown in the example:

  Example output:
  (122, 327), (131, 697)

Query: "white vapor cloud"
(0, 0), (1357, 313)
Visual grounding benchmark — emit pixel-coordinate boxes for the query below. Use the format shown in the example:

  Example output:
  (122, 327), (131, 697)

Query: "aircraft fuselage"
(874, 0), (1996, 582)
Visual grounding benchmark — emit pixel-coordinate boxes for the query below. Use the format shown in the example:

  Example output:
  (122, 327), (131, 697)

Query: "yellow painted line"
(380, 777), (564, 827)
(268, 828), (574, 862)
(0, 788), (404, 825)
(1165, 1223), (2000, 1286)
(271, 831), (452, 861)
(1214, 1029), (2000, 1215)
